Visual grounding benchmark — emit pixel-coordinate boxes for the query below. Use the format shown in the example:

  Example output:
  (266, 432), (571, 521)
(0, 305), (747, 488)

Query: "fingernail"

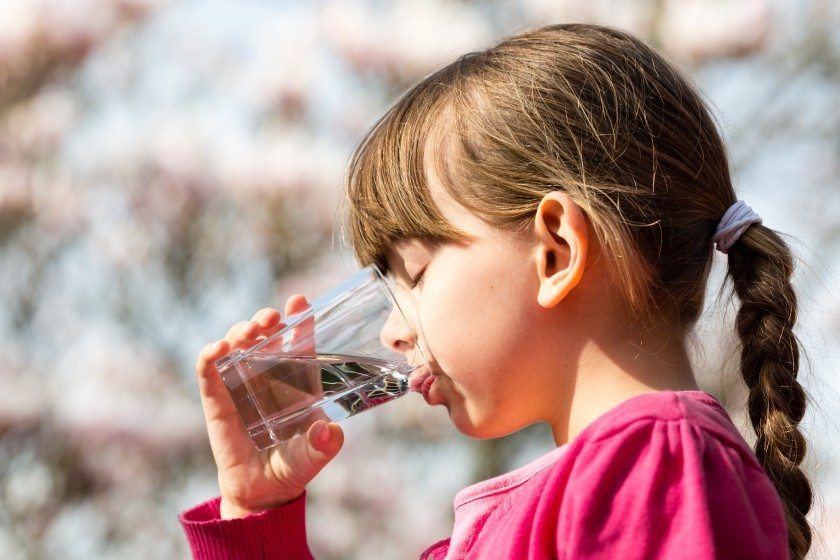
(314, 423), (329, 443)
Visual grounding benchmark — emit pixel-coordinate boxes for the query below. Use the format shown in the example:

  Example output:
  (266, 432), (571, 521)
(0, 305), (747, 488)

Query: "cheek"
(419, 264), (536, 381)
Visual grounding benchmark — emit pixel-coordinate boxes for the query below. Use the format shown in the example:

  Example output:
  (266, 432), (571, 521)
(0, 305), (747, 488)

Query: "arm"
(180, 493), (312, 560)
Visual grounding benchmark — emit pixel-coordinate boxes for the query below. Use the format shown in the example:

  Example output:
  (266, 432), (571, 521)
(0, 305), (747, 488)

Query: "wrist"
(220, 497), (258, 520)
(219, 492), (303, 520)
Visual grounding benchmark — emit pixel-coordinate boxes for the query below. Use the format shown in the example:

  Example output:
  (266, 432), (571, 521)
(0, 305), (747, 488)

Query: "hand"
(195, 295), (345, 519)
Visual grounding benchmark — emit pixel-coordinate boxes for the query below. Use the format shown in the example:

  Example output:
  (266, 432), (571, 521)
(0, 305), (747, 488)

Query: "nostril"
(392, 338), (413, 354)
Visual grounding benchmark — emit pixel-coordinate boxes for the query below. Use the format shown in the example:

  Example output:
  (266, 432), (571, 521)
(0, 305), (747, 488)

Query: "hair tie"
(712, 200), (762, 254)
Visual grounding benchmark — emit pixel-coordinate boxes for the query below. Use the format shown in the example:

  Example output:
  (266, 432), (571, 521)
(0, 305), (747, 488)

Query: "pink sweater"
(180, 390), (789, 559)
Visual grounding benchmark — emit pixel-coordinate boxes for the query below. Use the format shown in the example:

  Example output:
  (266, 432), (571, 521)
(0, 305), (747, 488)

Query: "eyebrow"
(379, 241), (406, 276)
(380, 244), (417, 282)
(380, 237), (440, 281)
(381, 256), (406, 280)
(378, 251), (404, 281)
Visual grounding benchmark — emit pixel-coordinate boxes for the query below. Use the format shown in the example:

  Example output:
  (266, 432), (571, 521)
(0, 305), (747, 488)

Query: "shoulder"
(575, 389), (749, 452)
(527, 390), (773, 503)
(541, 391), (789, 558)
(555, 390), (775, 488)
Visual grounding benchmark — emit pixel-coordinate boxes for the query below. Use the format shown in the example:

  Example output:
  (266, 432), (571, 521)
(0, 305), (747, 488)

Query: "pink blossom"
(520, 0), (656, 38)
(659, 0), (772, 63)
(0, 0), (41, 75)
(50, 334), (206, 455)
(320, 0), (492, 82)
(4, 88), (77, 151)
(30, 175), (87, 235)
(0, 351), (45, 428)
(0, 162), (31, 215)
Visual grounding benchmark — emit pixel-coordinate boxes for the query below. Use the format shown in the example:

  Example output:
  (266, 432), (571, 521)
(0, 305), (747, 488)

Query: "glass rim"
(215, 265), (427, 371)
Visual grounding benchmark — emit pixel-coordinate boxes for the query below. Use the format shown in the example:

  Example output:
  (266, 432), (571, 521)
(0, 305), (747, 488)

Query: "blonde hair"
(342, 23), (811, 558)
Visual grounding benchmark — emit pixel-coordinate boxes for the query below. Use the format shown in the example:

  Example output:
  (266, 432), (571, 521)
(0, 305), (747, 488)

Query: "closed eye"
(408, 266), (426, 289)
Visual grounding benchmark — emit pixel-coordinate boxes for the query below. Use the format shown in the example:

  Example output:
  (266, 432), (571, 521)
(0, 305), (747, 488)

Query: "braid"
(728, 224), (812, 560)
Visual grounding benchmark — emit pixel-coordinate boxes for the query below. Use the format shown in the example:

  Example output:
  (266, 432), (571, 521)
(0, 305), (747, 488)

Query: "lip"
(420, 375), (435, 402)
(408, 365), (432, 392)
(408, 365), (443, 405)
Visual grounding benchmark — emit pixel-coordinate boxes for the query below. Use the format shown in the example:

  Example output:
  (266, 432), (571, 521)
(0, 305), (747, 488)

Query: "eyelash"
(408, 267), (426, 288)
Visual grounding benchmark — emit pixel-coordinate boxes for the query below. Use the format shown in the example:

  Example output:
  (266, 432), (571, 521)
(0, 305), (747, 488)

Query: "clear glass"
(215, 266), (426, 450)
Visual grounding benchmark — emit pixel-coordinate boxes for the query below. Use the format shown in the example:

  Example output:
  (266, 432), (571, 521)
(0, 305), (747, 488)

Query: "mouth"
(408, 365), (433, 392)
(408, 365), (440, 404)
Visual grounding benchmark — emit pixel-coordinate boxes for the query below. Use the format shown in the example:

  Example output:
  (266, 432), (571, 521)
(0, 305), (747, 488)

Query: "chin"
(449, 408), (522, 440)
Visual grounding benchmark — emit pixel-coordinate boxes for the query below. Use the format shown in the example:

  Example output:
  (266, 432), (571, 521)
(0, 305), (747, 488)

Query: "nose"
(379, 306), (416, 357)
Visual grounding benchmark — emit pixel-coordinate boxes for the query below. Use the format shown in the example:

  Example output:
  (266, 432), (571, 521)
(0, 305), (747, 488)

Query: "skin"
(381, 163), (700, 446)
(194, 156), (698, 519)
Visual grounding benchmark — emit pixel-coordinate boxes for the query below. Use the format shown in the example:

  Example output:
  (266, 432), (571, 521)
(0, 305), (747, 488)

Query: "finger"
(251, 307), (281, 329)
(285, 296), (314, 353)
(306, 421), (345, 460)
(225, 320), (261, 348)
(284, 295), (310, 316)
(258, 317), (287, 340)
(250, 309), (283, 346)
(256, 308), (291, 353)
(256, 320), (288, 352)
(196, 339), (229, 381)
(195, 340), (260, 467)
(196, 340), (237, 417)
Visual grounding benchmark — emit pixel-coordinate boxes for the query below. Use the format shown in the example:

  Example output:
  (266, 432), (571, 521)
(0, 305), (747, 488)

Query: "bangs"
(342, 63), (475, 274)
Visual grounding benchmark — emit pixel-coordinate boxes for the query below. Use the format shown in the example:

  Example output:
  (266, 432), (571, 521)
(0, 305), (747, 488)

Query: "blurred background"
(0, 0), (838, 558)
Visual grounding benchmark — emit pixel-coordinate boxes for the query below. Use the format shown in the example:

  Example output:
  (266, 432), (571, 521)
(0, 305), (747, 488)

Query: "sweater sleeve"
(179, 493), (313, 560)
(553, 416), (790, 560)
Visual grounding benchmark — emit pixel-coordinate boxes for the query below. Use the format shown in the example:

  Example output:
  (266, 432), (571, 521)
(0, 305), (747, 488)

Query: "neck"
(546, 318), (699, 446)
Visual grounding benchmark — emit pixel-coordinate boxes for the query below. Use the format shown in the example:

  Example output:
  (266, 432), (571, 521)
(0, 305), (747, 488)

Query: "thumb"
(304, 421), (345, 470)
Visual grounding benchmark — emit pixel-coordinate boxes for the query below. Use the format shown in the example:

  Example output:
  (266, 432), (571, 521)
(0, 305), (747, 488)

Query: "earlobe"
(534, 192), (588, 308)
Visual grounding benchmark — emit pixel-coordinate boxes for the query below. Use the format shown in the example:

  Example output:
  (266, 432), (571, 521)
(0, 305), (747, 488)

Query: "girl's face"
(380, 168), (577, 439)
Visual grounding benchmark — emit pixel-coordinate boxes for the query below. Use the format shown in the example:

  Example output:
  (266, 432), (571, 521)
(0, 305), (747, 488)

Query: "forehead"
(421, 128), (490, 238)
(386, 238), (432, 266)
(384, 161), (505, 275)
(358, 96), (510, 274)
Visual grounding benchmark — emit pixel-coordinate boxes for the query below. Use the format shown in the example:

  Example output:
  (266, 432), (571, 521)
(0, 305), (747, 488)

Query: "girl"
(181, 24), (812, 559)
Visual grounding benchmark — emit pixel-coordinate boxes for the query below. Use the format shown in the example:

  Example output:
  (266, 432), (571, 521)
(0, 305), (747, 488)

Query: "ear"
(533, 191), (588, 308)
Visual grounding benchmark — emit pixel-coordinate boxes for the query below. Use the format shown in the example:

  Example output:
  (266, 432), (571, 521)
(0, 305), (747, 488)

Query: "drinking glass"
(215, 266), (426, 450)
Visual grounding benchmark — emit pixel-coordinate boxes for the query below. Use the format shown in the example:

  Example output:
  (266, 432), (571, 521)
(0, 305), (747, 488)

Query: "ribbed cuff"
(179, 493), (313, 560)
